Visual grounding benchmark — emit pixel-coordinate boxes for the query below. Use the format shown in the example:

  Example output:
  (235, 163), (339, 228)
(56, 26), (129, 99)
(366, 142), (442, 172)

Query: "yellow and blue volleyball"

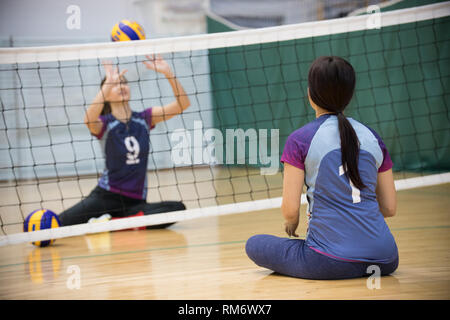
(111, 20), (146, 42)
(23, 209), (61, 247)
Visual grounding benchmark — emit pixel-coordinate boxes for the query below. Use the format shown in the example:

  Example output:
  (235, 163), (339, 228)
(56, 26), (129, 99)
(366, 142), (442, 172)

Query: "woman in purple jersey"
(245, 56), (399, 279)
(59, 54), (191, 228)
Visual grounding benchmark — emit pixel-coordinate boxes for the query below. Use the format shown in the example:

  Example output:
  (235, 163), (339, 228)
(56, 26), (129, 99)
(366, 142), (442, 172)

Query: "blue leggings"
(246, 234), (399, 280)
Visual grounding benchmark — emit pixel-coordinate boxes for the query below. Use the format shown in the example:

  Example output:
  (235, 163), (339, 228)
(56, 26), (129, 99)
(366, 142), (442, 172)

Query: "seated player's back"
(290, 114), (398, 263)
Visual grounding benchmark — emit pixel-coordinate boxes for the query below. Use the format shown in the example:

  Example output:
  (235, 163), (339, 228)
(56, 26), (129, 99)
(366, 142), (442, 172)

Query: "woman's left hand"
(143, 54), (173, 77)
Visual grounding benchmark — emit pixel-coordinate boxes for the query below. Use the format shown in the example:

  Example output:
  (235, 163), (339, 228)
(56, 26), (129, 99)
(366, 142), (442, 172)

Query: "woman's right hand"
(101, 60), (127, 101)
(284, 219), (299, 238)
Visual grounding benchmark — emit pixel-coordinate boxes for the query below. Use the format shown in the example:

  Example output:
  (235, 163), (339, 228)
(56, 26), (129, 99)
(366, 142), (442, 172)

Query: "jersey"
(93, 108), (153, 200)
(281, 114), (398, 264)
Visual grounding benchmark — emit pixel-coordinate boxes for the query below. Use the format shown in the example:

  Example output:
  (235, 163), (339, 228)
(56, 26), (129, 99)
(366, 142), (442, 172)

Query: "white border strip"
(394, 172), (450, 190)
(0, 194), (288, 247)
(0, 2), (449, 64)
(0, 172), (449, 246)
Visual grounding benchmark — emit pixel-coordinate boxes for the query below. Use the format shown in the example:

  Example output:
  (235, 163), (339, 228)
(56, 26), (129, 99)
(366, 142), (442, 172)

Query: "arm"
(84, 90), (107, 136)
(281, 163), (305, 237)
(142, 55), (190, 126)
(84, 62), (126, 136)
(376, 169), (397, 218)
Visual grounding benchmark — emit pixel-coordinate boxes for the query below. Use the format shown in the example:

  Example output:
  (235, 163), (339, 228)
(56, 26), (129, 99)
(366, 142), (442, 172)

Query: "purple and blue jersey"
(93, 108), (153, 200)
(281, 114), (398, 264)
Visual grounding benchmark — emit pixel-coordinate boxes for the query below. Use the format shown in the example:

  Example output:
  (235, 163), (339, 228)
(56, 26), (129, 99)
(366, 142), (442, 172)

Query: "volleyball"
(23, 209), (61, 247)
(111, 20), (146, 42)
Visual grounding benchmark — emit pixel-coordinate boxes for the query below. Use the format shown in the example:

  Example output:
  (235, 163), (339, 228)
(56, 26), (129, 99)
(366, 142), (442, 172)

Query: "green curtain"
(207, 8), (450, 173)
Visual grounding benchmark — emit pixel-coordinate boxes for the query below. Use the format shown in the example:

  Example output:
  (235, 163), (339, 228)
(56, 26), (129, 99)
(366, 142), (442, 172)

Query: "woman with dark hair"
(246, 56), (398, 280)
(58, 55), (190, 228)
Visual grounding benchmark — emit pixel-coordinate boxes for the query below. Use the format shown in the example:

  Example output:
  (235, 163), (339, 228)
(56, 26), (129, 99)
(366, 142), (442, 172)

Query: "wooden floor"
(0, 184), (449, 300)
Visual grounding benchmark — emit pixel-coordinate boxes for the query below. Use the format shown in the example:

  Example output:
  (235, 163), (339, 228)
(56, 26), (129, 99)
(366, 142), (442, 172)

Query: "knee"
(167, 201), (186, 212)
(245, 234), (270, 262)
(382, 255), (399, 276)
(176, 202), (186, 211)
(245, 235), (257, 258)
(58, 212), (68, 227)
(58, 210), (76, 227)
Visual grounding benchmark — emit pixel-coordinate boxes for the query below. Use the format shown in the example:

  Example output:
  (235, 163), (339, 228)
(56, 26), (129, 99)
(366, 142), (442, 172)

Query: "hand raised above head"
(101, 60), (128, 97)
(143, 54), (173, 77)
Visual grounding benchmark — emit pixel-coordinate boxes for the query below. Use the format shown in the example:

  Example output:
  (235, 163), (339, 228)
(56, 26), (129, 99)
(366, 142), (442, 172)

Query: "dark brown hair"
(308, 56), (365, 190)
(100, 75), (128, 116)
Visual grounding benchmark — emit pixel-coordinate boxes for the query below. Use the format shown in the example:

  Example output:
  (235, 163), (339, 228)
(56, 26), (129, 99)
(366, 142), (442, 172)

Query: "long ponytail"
(308, 56), (366, 190)
(337, 112), (365, 189)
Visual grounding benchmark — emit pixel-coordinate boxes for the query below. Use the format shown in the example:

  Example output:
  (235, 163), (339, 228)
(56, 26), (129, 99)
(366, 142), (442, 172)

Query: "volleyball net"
(0, 2), (449, 246)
